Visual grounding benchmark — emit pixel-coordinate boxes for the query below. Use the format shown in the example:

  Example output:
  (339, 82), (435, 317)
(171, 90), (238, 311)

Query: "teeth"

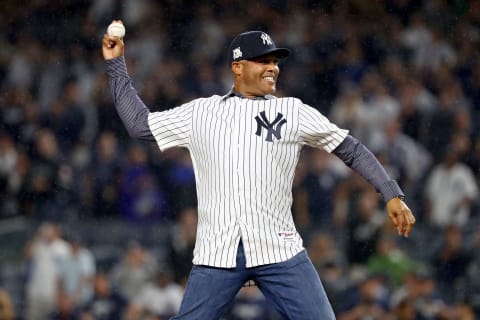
(263, 76), (274, 81)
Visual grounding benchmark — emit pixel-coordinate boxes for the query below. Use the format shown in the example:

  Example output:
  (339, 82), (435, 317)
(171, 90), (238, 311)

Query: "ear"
(231, 61), (242, 76)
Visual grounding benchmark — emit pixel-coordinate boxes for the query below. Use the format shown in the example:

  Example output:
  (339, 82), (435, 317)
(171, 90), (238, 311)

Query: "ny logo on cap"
(233, 47), (242, 59)
(260, 33), (273, 46)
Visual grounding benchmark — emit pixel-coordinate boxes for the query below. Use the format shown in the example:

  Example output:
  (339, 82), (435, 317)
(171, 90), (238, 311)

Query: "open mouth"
(262, 75), (275, 83)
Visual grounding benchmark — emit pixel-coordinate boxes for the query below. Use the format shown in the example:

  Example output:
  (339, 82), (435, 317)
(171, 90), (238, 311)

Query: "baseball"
(107, 22), (125, 38)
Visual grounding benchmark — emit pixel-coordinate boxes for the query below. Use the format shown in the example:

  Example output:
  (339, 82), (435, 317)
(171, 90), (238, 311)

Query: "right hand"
(102, 20), (125, 60)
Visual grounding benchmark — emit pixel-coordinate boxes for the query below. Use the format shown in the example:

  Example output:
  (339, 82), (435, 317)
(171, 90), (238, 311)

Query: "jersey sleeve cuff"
(379, 180), (405, 202)
(324, 129), (349, 153)
(105, 56), (128, 78)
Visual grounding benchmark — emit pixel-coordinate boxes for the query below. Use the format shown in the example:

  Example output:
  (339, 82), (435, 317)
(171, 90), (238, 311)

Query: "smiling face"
(232, 54), (280, 98)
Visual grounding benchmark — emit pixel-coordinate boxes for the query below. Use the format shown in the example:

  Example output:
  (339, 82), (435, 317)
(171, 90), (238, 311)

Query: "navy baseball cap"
(228, 31), (290, 64)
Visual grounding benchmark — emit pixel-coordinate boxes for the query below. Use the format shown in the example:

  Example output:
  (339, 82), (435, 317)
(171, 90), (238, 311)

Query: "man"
(102, 22), (415, 319)
(24, 222), (71, 320)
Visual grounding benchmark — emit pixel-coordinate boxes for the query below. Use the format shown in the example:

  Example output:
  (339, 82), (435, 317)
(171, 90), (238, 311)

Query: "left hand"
(386, 197), (415, 237)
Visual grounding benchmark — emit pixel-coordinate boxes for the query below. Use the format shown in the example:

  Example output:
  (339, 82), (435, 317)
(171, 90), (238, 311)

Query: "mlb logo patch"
(233, 47), (242, 59)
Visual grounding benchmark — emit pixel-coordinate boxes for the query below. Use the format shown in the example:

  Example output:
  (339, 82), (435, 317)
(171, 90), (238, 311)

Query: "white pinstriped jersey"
(148, 94), (348, 268)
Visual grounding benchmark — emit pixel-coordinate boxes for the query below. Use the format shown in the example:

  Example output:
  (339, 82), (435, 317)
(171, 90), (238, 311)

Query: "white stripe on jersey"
(148, 95), (348, 268)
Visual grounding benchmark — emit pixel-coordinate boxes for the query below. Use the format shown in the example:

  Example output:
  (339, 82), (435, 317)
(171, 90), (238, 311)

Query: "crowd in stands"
(1, 0), (480, 319)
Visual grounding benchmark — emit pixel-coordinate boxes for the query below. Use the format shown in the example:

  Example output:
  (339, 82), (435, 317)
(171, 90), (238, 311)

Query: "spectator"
(425, 144), (478, 229)
(224, 286), (281, 320)
(424, 77), (467, 159)
(86, 131), (122, 217)
(24, 222), (71, 320)
(110, 242), (158, 302)
(337, 274), (391, 320)
(6, 150), (31, 218)
(306, 231), (350, 312)
(91, 73), (127, 138)
(359, 69), (401, 151)
(366, 234), (416, 288)
(58, 234), (96, 309)
(19, 128), (62, 218)
(22, 98), (43, 147)
(125, 268), (183, 320)
(329, 84), (369, 143)
(415, 27), (457, 74)
(4, 33), (38, 90)
(0, 288), (15, 320)
(165, 149), (197, 215)
(466, 256), (480, 317)
(451, 302), (476, 320)
(381, 118), (432, 197)
(346, 188), (386, 265)
(390, 299), (416, 320)
(50, 292), (78, 320)
(431, 225), (472, 303)
(400, 12), (431, 62)
(301, 149), (349, 229)
(0, 132), (20, 218)
(390, 268), (450, 320)
(36, 48), (67, 112)
(307, 231), (346, 274)
(119, 143), (167, 223)
(41, 79), (86, 154)
(80, 272), (128, 320)
(464, 229), (480, 316)
(166, 207), (197, 286)
(396, 78), (436, 144)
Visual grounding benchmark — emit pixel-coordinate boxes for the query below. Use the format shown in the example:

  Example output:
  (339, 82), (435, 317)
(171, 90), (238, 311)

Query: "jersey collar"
(221, 88), (275, 101)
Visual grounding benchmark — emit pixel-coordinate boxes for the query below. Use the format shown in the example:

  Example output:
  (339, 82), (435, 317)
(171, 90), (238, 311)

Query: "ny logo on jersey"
(255, 111), (287, 142)
(260, 33), (273, 46)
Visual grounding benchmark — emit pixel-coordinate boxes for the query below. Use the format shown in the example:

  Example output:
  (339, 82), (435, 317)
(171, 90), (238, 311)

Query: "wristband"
(379, 180), (405, 202)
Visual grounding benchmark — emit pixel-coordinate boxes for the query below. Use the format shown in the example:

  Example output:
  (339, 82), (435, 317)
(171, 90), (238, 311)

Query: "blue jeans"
(171, 241), (335, 320)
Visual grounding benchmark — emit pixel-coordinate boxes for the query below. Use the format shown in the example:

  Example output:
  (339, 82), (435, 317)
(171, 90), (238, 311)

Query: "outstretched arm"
(102, 21), (154, 141)
(332, 135), (416, 237)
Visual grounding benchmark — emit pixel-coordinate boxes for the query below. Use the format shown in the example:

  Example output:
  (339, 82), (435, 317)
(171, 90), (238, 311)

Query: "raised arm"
(332, 135), (416, 237)
(102, 21), (154, 141)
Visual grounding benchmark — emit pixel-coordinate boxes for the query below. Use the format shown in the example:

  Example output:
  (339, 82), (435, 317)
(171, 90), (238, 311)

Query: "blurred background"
(0, 0), (480, 319)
